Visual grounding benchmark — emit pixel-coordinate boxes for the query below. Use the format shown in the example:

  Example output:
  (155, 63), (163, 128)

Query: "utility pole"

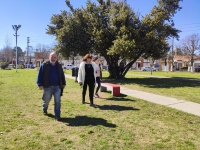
(27, 37), (30, 68)
(191, 40), (195, 72)
(175, 46), (177, 70)
(12, 25), (21, 72)
(27, 37), (30, 56)
(171, 38), (174, 72)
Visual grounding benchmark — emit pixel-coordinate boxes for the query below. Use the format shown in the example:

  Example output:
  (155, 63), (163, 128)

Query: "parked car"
(7, 64), (14, 69)
(24, 64), (35, 69)
(62, 64), (77, 70)
(141, 66), (158, 71)
(194, 66), (200, 72)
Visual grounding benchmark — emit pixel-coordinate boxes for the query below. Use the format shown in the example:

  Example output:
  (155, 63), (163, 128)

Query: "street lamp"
(171, 37), (174, 72)
(12, 25), (21, 72)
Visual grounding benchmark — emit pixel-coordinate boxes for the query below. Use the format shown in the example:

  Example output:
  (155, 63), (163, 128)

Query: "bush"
(18, 64), (24, 69)
(181, 66), (188, 70)
(0, 62), (9, 69)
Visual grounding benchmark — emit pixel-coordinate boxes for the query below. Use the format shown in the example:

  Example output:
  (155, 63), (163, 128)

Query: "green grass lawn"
(65, 69), (200, 79)
(0, 69), (200, 149)
(126, 70), (200, 79)
(118, 71), (200, 103)
(117, 77), (200, 103)
(65, 69), (200, 103)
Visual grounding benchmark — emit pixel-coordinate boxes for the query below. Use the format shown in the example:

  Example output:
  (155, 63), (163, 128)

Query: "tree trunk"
(72, 57), (75, 65)
(191, 53), (194, 72)
(106, 55), (120, 79)
(105, 52), (142, 79)
(121, 52), (143, 77)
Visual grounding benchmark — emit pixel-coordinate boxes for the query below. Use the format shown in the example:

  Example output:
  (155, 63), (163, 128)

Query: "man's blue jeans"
(42, 86), (61, 117)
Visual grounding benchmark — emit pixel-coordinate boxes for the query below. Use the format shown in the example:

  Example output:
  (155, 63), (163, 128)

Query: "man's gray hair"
(50, 52), (57, 56)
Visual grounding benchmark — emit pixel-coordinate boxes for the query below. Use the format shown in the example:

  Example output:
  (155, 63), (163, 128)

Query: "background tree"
(34, 44), (52, 62)
(12, 47), (25, 63)
(180, 34), (200, 70)
(47, 0), (182, 78)
(173, 47), (184, 56)
(46, 4), (92, 64)
(0, 35), (14, 63)
(108, 0), (182, 76)
(0, 46), (13, 63)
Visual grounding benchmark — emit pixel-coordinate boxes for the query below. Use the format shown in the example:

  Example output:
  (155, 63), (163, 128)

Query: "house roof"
(174, 55), (200, 62)
(174, 55), (190, 62)
(193, 55), (200, 60)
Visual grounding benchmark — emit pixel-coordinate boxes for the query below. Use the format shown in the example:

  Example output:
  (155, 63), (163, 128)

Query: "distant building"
(174, 55), (190, 70)
(61, 55), (108, 69)
(0, 57), (5, 62)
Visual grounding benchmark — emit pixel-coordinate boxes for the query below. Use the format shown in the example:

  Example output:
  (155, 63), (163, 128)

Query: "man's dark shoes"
(43, 111), (48, 115)
(82, 101), (85, 104)
(55, 117), (61, 121)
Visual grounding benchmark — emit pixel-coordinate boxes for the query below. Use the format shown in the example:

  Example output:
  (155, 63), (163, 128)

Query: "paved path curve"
(65, 74), (200, 117)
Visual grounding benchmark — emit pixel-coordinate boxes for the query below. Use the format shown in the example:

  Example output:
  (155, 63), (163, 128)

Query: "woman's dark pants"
(82, 79), (95, 104)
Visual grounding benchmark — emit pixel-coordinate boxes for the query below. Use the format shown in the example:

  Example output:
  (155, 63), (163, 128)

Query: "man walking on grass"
(36, 52), (66, 121)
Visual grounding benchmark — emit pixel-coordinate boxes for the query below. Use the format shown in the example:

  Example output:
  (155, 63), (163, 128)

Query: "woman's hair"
(82, 54), (92, 61)
(92, 57), (98, 62)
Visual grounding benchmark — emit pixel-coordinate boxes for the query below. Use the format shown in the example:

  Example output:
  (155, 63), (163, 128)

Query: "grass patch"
(127, 70), (200, 79)
(100, 70), (200, 103)
(66, 69), (200, 102)
(0, 70), (200, 149)
(109, 77), (200, 103)
(60, 137), (68, 142)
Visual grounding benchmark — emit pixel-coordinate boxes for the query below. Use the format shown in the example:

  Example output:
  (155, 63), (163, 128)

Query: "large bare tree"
(180, 34), (200, 71)
(35, 44), (52, 62)
(0, 35), (14, 62)
(0, 46), (13, 62)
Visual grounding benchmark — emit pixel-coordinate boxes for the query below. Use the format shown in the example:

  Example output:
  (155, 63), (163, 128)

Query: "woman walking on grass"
(93, 57), (102, 98)
(78, 54), (96, 106)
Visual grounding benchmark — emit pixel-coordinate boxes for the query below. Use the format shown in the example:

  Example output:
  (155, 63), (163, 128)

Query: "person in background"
(93, 57), (102, 98)
(78, 54), (96, 106)
(36, 52), (66, 121)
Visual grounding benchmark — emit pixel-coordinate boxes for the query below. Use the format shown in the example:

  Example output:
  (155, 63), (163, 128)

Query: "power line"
(20, 34), (55, 38)
(180, 29), (200, 32)
(178, 26), (200, 29)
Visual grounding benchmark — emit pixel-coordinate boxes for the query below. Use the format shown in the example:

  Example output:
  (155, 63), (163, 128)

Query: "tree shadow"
(96, 104), (140, 111)
(170, 77), (200, 81)
(46, 114), (116, 128)
(105, 77), (200, 88)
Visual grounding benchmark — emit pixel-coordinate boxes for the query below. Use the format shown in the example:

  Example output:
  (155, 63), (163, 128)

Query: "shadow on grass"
(47, 114), (116, 128)
(103, 77), (200, 88)
(106, 97), (135, 102)
(106, 94), (136, 102)
(96, 105), (139, 111)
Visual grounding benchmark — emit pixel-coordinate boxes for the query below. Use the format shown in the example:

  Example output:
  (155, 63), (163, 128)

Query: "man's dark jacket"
(37, 61), (66, 89)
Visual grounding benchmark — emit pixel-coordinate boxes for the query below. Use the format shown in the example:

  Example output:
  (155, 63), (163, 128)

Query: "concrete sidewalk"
(120, 87), (200, 116)
(65, 74), (200, 117)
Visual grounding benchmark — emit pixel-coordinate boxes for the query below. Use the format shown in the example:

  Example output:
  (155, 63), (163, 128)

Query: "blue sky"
(0, 0), (200, 51)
